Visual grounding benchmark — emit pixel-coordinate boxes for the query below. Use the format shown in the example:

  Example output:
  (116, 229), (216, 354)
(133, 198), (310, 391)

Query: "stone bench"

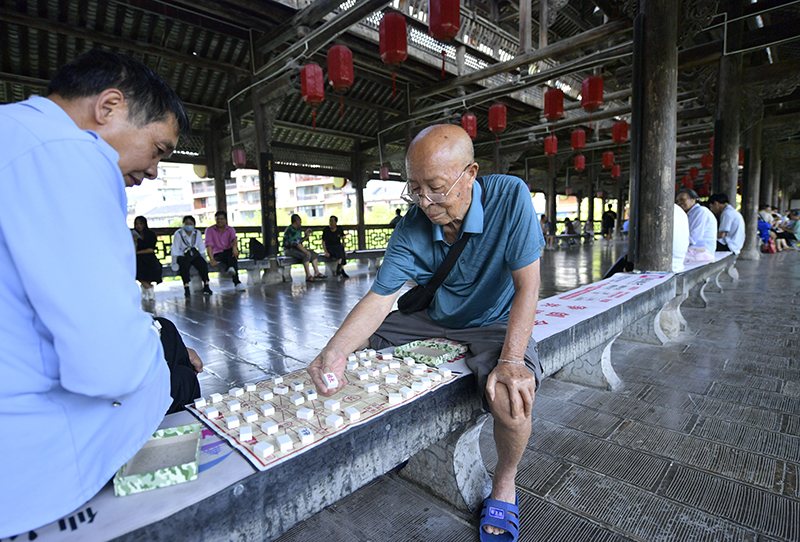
(556, 232), (594, 246)
(276, 249), (385, 282)
(161, 258), (271, 289)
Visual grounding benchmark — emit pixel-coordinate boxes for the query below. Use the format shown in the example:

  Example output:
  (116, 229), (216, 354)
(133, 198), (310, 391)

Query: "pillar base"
(262, 261), (283, 285)
(552, 333), (623, 391)
(400, 413), (492, 512)
(620, 304), (669, 345)
(737, 249), (760, 261)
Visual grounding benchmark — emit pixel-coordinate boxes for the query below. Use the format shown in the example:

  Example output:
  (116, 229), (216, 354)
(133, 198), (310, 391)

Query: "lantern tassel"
(312, 110), (317, 131)
(340, 95), (344, 118)
(441, 50), (446, 77)
(392, 71), (397, 100)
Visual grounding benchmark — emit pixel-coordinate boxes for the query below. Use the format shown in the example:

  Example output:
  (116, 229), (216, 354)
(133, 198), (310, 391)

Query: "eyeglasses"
(401, 164), (471, 205)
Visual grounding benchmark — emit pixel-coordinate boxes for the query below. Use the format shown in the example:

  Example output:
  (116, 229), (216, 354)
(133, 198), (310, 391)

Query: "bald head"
(406, 124), (474, 173)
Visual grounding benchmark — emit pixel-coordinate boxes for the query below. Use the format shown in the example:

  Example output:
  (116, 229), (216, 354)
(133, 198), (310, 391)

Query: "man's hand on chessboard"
(308, 346), (348, 396)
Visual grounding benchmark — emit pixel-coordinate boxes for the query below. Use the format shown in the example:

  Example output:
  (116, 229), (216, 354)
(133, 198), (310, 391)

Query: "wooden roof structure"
(2, 0), (800, 196)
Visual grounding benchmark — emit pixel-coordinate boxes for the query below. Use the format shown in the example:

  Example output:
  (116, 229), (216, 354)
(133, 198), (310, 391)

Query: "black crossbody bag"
(397, 177), (484, 314)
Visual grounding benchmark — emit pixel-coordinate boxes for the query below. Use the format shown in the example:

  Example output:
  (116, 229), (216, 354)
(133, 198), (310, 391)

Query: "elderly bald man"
(308, 124), (544, 540)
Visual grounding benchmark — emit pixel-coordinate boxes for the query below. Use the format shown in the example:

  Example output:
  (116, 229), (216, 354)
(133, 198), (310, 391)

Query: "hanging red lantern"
(696, 183), (710, 197)
(681, 174), (692, 188)
(429, 0), (460, 76)
(581, 76), (603, 112)
(380, 12), (408, 99)
(327, 45), (354, 118)
(602, 151), (614, 168)
(689, 167), (699, 179)
(739, 148), (744, 165)
(543, 87), (564, 122)
(231, 148), (247, 169)
(701, 154), (713, 169)
(301, 63), (325, 130)
(571, 129), (586, 151)
(709, 136), (714, 155)
(612, 121), (628, 144)
(703, 171), (712, 184)
(611, 164), (621, 178)
(597, 191), (604, 198)
(544, 134), (558, 156)
(565, 187), (573, 195)
(488, 104), (507, 135)
(461, 113), (477, 139)
(574, 154), (585, 171)
(380, 166), (390, 180)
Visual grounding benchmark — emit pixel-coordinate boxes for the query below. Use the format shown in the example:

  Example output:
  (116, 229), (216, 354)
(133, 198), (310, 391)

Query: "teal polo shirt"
(372, 174), (544, 328)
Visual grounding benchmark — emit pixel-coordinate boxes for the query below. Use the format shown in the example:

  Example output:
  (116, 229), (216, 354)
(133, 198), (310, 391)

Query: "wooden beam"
(412, 19), (630, 100)
(743, 59), (800, 86)
(0, 8), (249, 75)
(256, 0), (344, 56)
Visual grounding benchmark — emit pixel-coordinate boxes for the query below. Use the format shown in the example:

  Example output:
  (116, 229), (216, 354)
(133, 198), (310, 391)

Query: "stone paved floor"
(148, 242), (798, 541)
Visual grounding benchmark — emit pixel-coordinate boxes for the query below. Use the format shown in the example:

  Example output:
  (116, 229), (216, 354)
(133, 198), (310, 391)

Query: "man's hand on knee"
(187, 348), (203, 374)
(308, 346), (348, 397)
(485, 363), (536, 421)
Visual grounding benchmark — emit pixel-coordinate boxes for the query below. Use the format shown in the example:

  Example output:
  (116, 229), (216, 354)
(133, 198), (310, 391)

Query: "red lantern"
(544, 135), (558, 156)
(571, 129), (586, 151)
(602, 151), (614, 168)
(231, 148), (247, 169)
(709, 136), (714, 155)
(327, 45), (353, 118)
(739, 148), (744, 165)
(565, 187), (573, 195)
(681, 174), (693, 189)
(581, 76), (603, 112)
(380, 166), (390, 180)
(611, 164), (621, 178)
(301, 63), (325, 130)
(689, 167), (699, 179)
(544, 87), (564, 122)
(461, 113), (477, 139)
(703, 171), (712, 184)
(612, 121), (628, 144)
(574, 155), (585, 172)
(380, 12), (408, 98)
(701, 154), (713, 169)
(696, 183), (710, 197)
(489, 104), (507, 135)
(429, 0), (460, 76)
(597, 191), (604, 198)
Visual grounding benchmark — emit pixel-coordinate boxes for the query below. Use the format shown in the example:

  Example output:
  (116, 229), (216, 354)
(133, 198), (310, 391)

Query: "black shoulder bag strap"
(397, 177), (484, 314)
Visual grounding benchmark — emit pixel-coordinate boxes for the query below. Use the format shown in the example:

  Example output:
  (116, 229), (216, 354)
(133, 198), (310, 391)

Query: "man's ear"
(92, 89), (127, 127)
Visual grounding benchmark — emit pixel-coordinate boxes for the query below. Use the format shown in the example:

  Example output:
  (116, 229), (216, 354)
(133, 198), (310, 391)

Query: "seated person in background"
(708, 193), (746, 255)
(775, 210), (800, 251)
(676, 188), (717, 262)
(540, 214), (555, 250)
(621, 219), (629, 239)
(205, 211), (245, 291)
(172, 215), (212, 297)
(672, 204), (690, 272)
(389, 208), (403, 227)
(0, 49), (202, 538)
(283, 213), (327, 282)
(308, 125), (543, 541)
(132, 215), (162, 301)
(564, 217), (576, 245)
(583, 219), (595, 243)
(758, 204), (773, 225)
(322, 215), (349, 278)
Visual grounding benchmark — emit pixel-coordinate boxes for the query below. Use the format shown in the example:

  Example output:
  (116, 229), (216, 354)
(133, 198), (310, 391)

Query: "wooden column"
(206, 123), (227, 214)
(714, 1), (743, 204)
(539, 0), (548, 50)
(251, 91), (282, 258)
(760, 156), (774, 209)
(631, 0), (678, 272)
(739, 120), (762, 260)
(352, 141), (367, 250)
(547, 159), (557, 234)
(519, 0), (531, 54)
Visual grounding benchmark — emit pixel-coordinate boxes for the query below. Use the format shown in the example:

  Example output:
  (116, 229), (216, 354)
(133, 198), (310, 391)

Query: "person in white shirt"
(708, 193), (746, 255)
(672, 204), (690, 272)
(676, 188), (717, 258)
(172, 215), (213, 297)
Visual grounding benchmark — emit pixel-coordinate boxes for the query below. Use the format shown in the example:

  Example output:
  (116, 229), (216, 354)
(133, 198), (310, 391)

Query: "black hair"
(676, 188), (698, 200)
(396, 208), (402, 215)
(134, 215), (149, 231)
(182, 215), (196, 225)
(330, 215), (338, 223)
(215, 211), (227, 219)
(759, 204), (771, 211)
(46, 49), (190, 136)
(291, 214), (301, 224)
(708, 193), (729, 205)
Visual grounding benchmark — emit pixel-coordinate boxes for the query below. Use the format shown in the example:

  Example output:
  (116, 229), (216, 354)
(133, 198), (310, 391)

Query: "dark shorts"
(285, 246), (319, 264)
(370, 310), (542, 404)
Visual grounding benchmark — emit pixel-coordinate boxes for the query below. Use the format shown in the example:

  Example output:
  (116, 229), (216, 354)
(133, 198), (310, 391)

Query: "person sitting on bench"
(205, 211), (245, 291)
(322, 215), (349, 278)
(172, 215), (212, 296)
(308, 124), (543, 542)
(283, 213), (327, 282)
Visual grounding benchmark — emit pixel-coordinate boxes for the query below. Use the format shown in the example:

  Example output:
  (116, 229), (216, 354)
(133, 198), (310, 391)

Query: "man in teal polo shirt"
(309, 124), (543, 541)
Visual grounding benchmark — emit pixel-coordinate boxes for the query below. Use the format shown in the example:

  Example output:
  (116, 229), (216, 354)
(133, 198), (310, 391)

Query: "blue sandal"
(479, 494), (520, 542)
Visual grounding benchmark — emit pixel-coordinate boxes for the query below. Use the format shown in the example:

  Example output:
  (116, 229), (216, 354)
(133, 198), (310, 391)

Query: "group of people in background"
(132, 210), (244, 299)
(758, 204), (800, 252)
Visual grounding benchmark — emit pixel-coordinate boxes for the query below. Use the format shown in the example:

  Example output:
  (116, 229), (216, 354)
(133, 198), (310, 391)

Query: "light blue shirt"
(686, 202), (717, 255)
(372, 174), (544, 328)
(718, 204), (746, 254)
(0, 97), (171, 537)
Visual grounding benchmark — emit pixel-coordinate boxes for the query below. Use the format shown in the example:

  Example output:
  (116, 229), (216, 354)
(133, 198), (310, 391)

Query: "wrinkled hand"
(307, 346), (348, 396)
(187, 348), (204, 374)
(485, 362), (536, 420)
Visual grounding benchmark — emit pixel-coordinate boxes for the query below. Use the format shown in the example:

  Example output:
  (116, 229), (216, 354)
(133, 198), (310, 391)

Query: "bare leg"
(484, 382), (531, 536)
(311, 258), (323, 275)
(302, 261), (312, 279)
(141, 281), (152, 289)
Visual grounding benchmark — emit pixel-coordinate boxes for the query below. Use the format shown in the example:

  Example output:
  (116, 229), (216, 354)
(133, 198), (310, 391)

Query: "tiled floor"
(147, 242), (799, 541)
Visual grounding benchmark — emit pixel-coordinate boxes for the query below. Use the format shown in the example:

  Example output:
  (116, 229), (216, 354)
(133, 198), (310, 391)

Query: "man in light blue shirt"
(0, 51), (196, 537)
(709, 193), (746, 254)
(676, 188), (717, 255)
(308, 125), (544, 540)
